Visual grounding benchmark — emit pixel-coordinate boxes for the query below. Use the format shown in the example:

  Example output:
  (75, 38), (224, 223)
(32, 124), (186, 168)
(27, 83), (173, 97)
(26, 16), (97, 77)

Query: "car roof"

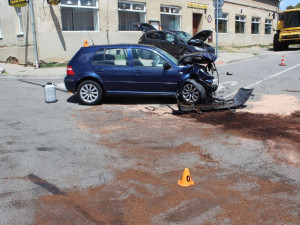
(145, 30), (176, 34)
(85, 44), (157, 48)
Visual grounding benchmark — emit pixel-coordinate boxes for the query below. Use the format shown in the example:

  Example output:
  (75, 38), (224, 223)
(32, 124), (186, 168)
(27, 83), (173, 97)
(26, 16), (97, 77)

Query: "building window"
(265, 19), (272, 34)
(16, 8), (24, 35)
(251, 17), (260, 34)
(235, 15), (246, 34)
(216, 13), (228, 33)
(60, 0), (99, 31)
(118, 1), (146, 31)
(160, 5), (181, 30)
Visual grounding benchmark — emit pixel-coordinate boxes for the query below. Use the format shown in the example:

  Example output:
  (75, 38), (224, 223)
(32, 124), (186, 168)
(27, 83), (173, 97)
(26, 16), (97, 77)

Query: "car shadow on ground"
(67, 94), (177, 106)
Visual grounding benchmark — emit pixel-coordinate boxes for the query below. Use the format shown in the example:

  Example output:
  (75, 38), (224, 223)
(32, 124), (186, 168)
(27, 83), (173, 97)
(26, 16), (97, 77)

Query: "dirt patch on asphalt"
(34, 105), (300, 224)
(35, 167), (299, 224)
(240, 94), (300, 116)
(180, 110), (300, 143)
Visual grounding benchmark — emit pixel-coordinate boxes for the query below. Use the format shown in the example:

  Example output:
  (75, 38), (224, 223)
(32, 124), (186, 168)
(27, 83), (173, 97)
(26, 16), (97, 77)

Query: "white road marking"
(223, 63), (300, 98)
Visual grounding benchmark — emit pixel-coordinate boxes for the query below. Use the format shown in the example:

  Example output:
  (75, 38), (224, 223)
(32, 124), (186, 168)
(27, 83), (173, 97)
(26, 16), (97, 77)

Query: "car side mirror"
(172, 39), (178, 44)
(163, 62), (172, 70)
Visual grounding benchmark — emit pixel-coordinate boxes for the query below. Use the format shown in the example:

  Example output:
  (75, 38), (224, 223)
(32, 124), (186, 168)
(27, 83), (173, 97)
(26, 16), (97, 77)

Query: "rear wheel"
(77, 80), (103, 105)
(181, 80), (206, 104)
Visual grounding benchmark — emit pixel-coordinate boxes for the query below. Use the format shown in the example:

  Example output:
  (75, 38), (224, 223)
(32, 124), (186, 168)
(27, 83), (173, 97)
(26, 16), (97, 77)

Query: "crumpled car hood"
(178, 53), (217, 65)
(189, 30), (212, 42)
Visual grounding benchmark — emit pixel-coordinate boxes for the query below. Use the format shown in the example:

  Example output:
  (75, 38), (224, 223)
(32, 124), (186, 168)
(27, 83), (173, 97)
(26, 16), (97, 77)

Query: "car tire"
(181, 80), (206, 104)
(77, 80), (103, 105)
(141, 50), (151, 59)
(182, 50), (191, 55)
(181, 50), (192, 63)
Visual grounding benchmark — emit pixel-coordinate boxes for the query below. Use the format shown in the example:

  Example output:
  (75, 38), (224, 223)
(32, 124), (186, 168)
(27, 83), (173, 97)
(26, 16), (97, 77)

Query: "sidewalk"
(0, 46), (271, 79)
(0, 62), (66, 79)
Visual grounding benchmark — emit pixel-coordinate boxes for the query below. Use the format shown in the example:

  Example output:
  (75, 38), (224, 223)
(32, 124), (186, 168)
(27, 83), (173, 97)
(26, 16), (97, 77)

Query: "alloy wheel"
(80, 83), (99, 103)
(182, 83), (200, 103)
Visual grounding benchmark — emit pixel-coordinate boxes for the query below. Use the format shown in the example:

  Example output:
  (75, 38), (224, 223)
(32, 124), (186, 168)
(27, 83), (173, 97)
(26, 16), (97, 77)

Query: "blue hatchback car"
(64, 44), (217, 105)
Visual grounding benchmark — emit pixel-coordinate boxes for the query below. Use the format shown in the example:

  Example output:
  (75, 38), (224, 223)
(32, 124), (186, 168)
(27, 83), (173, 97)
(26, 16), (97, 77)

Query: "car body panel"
(64, 44), (217, 102)
(189, 30), (212, 42)
(136, 23), (215, 58)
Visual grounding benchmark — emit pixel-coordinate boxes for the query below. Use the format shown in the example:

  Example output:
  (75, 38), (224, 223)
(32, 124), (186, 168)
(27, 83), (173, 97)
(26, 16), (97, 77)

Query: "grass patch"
(39, 62), (68, 68)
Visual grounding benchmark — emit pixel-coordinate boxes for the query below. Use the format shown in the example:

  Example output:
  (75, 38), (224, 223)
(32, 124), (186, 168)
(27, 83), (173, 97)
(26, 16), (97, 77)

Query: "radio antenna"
(88, 32), (95, 45)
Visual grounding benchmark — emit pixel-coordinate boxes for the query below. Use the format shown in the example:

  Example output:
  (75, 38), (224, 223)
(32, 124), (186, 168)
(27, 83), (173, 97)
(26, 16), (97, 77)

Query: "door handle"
(134, 70), (141, 75)
(96, 68), (104, 73)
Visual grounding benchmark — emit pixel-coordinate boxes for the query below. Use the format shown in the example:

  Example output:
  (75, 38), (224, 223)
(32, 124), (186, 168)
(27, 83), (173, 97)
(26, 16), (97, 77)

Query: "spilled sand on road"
(33, 101), (300, 224)
(240, 94), (300, 116)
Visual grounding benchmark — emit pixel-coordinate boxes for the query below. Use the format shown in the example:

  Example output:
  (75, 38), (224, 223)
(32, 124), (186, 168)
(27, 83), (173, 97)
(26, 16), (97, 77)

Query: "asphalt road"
(0, 50), (299, 224)
(217, 49), (300, 98)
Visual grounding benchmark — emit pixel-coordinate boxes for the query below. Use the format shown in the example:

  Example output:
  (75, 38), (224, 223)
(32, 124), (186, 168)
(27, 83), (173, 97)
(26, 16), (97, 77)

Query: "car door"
(91, 47), (132, 93)
(129, 47), (179, 94)
(161, 32), (182, 58)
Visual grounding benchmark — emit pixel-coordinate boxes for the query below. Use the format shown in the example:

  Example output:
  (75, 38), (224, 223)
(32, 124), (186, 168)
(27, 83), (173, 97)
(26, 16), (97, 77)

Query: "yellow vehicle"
(273, 8), (300, 51)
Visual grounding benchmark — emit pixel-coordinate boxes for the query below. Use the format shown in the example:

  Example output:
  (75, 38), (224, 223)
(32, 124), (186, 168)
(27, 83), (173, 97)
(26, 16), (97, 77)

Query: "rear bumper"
(64, 76), (77, 92)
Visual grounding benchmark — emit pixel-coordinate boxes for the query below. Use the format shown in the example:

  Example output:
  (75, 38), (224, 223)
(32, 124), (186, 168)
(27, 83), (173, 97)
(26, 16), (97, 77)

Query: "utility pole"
(29, 0), (39, 68)
(216, 1), (219, 57)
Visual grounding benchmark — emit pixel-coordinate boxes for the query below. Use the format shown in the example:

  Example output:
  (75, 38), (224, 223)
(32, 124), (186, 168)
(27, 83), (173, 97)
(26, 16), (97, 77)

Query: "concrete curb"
(0, 74), (66, 79)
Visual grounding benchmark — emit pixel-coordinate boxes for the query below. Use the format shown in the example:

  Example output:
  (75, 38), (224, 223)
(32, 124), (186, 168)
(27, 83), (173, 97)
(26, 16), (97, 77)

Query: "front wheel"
(273, 33), (284, 51)
(77, 80), (103, 105)
(181, 80), (206, 104)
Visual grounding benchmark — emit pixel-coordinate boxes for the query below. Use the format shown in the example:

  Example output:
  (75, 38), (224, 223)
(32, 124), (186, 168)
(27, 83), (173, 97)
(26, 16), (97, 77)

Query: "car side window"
(132, 48), (167, 68)
(92, 48), (128, 66)
(165, 33), (176, 42)
(145, 33), (154, 39)
(153, 33), (161, 40)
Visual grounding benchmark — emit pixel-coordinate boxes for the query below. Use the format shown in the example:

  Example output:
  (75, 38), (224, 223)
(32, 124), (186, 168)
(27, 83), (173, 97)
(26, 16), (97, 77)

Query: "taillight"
(67, 65), (75, 76)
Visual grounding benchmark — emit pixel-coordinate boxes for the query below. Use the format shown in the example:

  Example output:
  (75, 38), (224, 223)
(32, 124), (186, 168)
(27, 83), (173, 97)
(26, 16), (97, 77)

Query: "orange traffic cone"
(280, 55), (286, 66)
(83, 39), (89, 47)
(178, 168), (195, 187)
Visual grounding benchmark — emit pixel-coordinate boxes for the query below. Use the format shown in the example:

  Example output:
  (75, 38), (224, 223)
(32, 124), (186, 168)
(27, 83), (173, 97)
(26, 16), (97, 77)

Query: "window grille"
(251, 17), (260, 34)
(216, 13), (228, 33)
(160, 5), (181, 30)
(235, 15), (246, 33)
(61, 0), (99, 31)
(118, 1), (146, 31)
(265, 19), (272, 34)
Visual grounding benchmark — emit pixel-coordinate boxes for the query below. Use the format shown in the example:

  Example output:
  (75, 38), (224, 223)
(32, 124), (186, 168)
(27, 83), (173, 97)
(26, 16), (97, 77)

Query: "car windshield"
(284, 11), (300, 28)
(176, 31), (193, 42)
(155, 48), (178, 65)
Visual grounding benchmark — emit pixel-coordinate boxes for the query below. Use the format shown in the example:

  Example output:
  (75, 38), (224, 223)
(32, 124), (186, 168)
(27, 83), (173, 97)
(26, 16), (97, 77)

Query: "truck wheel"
(181, 80), (206, 104)
(78, 80), (103, 105)
(273, 33), (284, 51)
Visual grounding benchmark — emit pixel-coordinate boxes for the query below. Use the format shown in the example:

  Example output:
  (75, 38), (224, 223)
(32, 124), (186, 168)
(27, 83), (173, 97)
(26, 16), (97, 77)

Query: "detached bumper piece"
(177, 88), (254, 113)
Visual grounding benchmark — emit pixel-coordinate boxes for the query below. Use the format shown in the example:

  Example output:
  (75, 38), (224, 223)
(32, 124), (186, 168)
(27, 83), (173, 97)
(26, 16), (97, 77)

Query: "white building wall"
(0, 0), (279, 64)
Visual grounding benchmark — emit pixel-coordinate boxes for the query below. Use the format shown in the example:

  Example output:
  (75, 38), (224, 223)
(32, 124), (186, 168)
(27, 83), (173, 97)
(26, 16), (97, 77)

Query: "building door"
(193, 14), (202, 35)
